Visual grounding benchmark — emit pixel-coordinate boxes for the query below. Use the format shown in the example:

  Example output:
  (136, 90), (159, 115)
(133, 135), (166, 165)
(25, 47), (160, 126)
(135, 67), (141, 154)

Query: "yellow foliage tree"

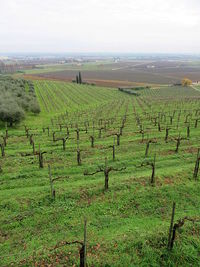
(182, 78), (192, 87)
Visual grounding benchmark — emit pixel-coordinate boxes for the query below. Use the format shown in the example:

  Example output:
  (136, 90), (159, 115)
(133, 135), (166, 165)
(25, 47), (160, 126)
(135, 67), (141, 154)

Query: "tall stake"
(84, 219), (87, 267)
(32, 141), (35, 154)
(80, 219), (87, 267)
(193, 148), (200, 180)
(167, 202), (176, 250)
(113, 137), (115, 161)
(150, 154), (156, 185)
(48, 164), (53, 198)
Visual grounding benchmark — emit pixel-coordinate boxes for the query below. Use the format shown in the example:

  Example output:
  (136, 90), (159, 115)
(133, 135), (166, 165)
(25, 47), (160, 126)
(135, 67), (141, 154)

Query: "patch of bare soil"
(183, 147), (198, 154)
(160, 149), (175, 156)
(23, 74), (152, 88)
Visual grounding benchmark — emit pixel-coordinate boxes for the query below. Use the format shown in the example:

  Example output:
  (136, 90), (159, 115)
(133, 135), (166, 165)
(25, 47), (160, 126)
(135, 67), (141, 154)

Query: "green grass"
(0, 81), (200, 266)
(22, 60), (114, 75)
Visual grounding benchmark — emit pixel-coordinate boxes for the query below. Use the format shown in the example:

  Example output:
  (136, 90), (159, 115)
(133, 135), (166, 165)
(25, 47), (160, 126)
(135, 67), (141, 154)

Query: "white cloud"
(0, 0), (200, 53)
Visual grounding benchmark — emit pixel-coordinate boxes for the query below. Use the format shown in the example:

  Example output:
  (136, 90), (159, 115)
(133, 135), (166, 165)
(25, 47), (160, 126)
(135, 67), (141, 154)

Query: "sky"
(1, 0), (200, 54)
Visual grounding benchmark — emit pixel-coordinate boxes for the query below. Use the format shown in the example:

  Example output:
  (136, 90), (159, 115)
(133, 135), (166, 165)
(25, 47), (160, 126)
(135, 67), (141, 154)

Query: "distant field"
(1, 81), (200, 266)
(22, 60), (200, 87)
(32, 69), (176, 84)
(23, 60), (115, 74)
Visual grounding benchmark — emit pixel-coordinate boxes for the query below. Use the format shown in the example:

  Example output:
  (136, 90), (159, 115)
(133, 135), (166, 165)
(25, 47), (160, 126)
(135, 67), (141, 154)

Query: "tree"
(0, 76), (40, 124)
(0, 101), (25, 126)
(79, 72), (82, 84)
(182, 78), (192, 87)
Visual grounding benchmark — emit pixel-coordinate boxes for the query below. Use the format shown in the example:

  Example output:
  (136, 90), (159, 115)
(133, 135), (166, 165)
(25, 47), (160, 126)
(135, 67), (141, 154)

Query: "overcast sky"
(1, 0), (200, 53)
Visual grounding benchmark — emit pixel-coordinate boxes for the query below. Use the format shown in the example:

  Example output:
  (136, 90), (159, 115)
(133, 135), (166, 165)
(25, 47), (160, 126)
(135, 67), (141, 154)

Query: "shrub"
(182, 78), (192, 87)
(0, 101), (25, 126)
(29, 101), (41, 114)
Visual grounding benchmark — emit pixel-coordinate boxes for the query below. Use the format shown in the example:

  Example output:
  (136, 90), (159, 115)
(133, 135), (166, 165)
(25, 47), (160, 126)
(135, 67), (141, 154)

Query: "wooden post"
(175, 134), (181, 153)
(30, 134), (33, 145)
(77, 149), (81, 166)
(0, 144), (5, 157)
(167, 202), (176, 250)
(38, 145), (44, 168)
(112, 145), (115, 161)
(90, 136), (94, 148)
(120, 126), (123, 136)
(145, 141), (150, 157)
(38, 145), (42, 168)
(53, 132), (56, 142)
(76, 128), (80, 141)
(67, 127), (69, 137)
(48, 164), (53, 198)
(165, 128), (169, 142)
(3, 136), (7, 147)
(193, 148), (200, 180)
(26, 128), (29, 138)
(32, 141), (35, 155)
(195, 119), (198, 128)
(150, 154), (156, 185)
(80, 219), (87, 267)
(158, 122), (161, 132)
(83, 219), (87, 267)
(116, 133), (120, 146)
(5, 128), (8, 139)
(62, 138), (66, 151)
(187, 125), (190, 139)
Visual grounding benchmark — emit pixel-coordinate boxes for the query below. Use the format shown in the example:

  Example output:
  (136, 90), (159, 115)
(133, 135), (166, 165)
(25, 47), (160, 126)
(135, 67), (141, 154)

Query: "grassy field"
(0, 81), (200, 266)
(22, 61), (114, 75)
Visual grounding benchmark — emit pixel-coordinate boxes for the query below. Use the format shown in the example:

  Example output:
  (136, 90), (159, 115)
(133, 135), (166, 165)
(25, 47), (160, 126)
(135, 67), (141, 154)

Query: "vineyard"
(0, 80), (200, 266)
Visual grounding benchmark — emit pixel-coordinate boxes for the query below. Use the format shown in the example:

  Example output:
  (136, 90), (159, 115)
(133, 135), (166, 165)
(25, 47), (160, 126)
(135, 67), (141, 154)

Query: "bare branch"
(84, 169), (103, 176)
(111, 166), (126, 172)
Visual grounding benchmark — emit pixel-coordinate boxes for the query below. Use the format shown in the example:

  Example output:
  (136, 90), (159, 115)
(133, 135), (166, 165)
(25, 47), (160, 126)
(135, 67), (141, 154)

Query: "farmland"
(23, 59), (200, 86)
(0, 80), (200, 266)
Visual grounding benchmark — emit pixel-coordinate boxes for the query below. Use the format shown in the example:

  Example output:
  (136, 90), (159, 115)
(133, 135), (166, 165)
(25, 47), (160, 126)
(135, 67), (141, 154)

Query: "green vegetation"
(0, 80), (200, 266)
(118, 86), (151, 96)
(0, 76), (40, 126)
(21, 61), (113, 75)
